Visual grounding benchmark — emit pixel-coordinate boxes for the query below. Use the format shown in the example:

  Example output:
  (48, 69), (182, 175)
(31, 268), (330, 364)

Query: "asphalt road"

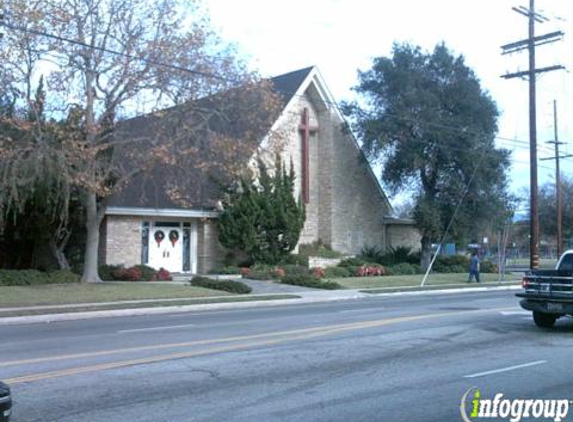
(2, 289), (572, 422)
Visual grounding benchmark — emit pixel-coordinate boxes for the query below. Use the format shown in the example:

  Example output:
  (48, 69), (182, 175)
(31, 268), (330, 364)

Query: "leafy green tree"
(344, 43), (511, 269)
(539, 176), (573, 246)
(218, 157), (305, 265)
(0, 77), (83, 270)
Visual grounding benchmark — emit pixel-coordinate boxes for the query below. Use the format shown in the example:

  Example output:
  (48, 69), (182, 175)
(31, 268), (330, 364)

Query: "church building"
(100, 67), (419, 273)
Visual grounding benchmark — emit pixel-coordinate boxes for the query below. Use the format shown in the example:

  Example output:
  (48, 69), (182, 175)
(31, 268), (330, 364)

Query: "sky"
(204, 0), (573, 207)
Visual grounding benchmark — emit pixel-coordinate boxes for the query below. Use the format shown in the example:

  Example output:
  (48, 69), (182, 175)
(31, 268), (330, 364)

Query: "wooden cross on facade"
(298, 107), (319, 203)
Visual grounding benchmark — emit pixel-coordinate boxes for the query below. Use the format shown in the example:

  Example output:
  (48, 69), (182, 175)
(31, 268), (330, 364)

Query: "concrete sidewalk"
(0, 282), (521, 326)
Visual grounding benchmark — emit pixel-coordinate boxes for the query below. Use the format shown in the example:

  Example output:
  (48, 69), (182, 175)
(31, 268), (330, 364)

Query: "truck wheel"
(533, 312), (557, 328)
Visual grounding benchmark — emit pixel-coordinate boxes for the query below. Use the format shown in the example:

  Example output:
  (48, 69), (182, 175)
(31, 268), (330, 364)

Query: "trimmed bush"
(338, 257), (369, 267)
(190, 276), (252, 294)
(387, 263), (421, 275)
(113, 266), (143, 281)
(48, 270), (81, 284)
(480, 260), (498, 274)
(134, 265), (157, 281)
(245, 271), (277, 280)
(281, 274), (343, 290)
(243, 263), (283, 280)
(208, 266), (242, 275)
(283, 254), (309, 267)
(323, 267), (352, 279)
(312, 267), (325, 279)
(355, 265), (386, 277)
(360, 245), (419, 266)
(433, 255), (470, 273)
(0, 269), (47, 286)
(99, 264), (171, 281)
(282, 264), (309, 277)
(0, 269), (80, 286)
(99, 264), (122, 281)
(153, 268), (172, 281)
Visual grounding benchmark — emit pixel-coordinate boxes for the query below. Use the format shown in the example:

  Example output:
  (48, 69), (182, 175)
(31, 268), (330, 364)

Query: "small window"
(153, 221), (180, 228)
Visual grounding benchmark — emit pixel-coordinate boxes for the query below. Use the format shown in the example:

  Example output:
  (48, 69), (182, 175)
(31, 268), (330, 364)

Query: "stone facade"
(100, 66), (420, 273)
(103, 215), (224, 274)
(385, 221), (422, 252)
(308, 256), (343, 269)
(197, 220), (225, 274)
(104, 215), (142, 267)
(276, 91), (391, 255)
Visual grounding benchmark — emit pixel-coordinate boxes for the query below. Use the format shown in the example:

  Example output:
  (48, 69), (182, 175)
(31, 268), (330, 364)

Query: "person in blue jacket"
(468, 252), (480, 283)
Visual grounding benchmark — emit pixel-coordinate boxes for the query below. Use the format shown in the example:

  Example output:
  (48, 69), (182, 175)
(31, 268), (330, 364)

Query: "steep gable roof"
(106, 66), (392, 214)
(269, 66), (314, 103)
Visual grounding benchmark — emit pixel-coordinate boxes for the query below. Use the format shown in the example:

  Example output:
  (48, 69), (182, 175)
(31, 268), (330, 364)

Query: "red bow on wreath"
(169, 230), (179, 247)
(154, 230), (165, 247)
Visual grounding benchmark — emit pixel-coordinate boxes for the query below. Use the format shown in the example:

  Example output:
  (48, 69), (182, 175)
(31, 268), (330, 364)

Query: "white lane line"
(118, 324), (196, 334)
(499, 310), (531, 316)
(339, 307), (384, 314)
(464, 360), (547, 379)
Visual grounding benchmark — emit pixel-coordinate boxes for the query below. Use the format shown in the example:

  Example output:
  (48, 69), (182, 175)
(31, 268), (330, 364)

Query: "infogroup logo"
(460, 387), (571, 422)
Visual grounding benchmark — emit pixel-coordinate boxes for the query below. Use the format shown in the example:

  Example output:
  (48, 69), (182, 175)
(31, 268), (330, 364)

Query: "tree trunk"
(48, 230), (71, 271)
(420, 235), (433, 271)
(81, 192), (102, 283)
(49, 240), (71, 270)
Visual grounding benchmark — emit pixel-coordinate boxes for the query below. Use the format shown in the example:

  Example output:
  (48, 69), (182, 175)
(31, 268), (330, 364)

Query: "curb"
(0, 293), (367, 326)
(0, 284), (522, 326)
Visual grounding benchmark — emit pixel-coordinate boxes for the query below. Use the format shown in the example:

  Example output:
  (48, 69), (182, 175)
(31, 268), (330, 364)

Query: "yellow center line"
(3, 306), (516, 385)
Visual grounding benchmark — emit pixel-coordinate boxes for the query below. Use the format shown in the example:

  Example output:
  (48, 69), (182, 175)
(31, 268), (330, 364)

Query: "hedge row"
(0, 269), (80, 286)
(99, 265), (172, 281)
(280, 274), (342, 290)
(190, 276), (252, 294)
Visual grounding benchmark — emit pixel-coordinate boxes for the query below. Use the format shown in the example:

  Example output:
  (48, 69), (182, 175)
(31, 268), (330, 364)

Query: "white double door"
(149, 227), (182, 273)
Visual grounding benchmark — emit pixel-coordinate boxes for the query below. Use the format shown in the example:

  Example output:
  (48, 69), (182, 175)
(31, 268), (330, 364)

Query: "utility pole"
(540, 100), (573, 257)
(501, 0), (565, 269)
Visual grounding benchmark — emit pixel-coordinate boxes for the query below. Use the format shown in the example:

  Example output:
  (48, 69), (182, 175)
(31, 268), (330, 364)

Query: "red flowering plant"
(274, 267), (286, 278)
(240, 267), (251, 277)
(312, 267), (325, 279)
(355, 265), (386, 277)
(113, 266), (143, 281)
(153, 268), (172, 281)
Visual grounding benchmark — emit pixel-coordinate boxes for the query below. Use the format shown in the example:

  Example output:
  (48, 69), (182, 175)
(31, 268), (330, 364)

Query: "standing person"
(468, 252), (480, 283)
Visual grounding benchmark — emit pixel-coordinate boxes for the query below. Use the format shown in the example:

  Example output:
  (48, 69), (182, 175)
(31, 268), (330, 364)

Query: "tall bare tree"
(1, 0), (281, 281)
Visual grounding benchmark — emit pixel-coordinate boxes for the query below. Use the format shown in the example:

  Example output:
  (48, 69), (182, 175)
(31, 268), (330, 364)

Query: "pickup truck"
(517, 250), (573, 328)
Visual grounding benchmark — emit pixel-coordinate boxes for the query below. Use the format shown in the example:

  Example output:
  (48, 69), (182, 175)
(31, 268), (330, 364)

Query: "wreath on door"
(154, 230), (165, 247)
(169, 230), (179, 247)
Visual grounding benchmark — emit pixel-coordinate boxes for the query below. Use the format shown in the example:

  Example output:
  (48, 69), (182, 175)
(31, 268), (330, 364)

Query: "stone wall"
(275, 94), (391, 255)
(308, 256), (343, 269)
(386, 224), (422, 252)
(104, 215), (142, 267)
(197, 220), (225, 273)
(329, 111), (390, 254)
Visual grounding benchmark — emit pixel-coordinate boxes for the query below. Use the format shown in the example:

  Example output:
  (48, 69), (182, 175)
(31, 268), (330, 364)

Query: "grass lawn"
(334, 273), (519, 290)
(0, 282), (235, 307)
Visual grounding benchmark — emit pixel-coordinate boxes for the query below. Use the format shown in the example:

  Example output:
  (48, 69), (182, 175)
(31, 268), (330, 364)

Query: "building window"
(141, 221), (150, 264)
(153, 221), (180, 228)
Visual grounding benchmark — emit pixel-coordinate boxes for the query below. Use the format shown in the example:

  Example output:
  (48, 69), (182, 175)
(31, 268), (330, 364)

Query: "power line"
(2, 16), (565, 159)
(4, 13), (572, 176)
(0, 19), (227, 81)
(500, 0), (565, 269)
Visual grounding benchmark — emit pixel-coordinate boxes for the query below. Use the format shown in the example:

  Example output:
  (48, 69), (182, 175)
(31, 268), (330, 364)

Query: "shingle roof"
(269, 66), (314, 104)
(107, 67), (315, 212)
